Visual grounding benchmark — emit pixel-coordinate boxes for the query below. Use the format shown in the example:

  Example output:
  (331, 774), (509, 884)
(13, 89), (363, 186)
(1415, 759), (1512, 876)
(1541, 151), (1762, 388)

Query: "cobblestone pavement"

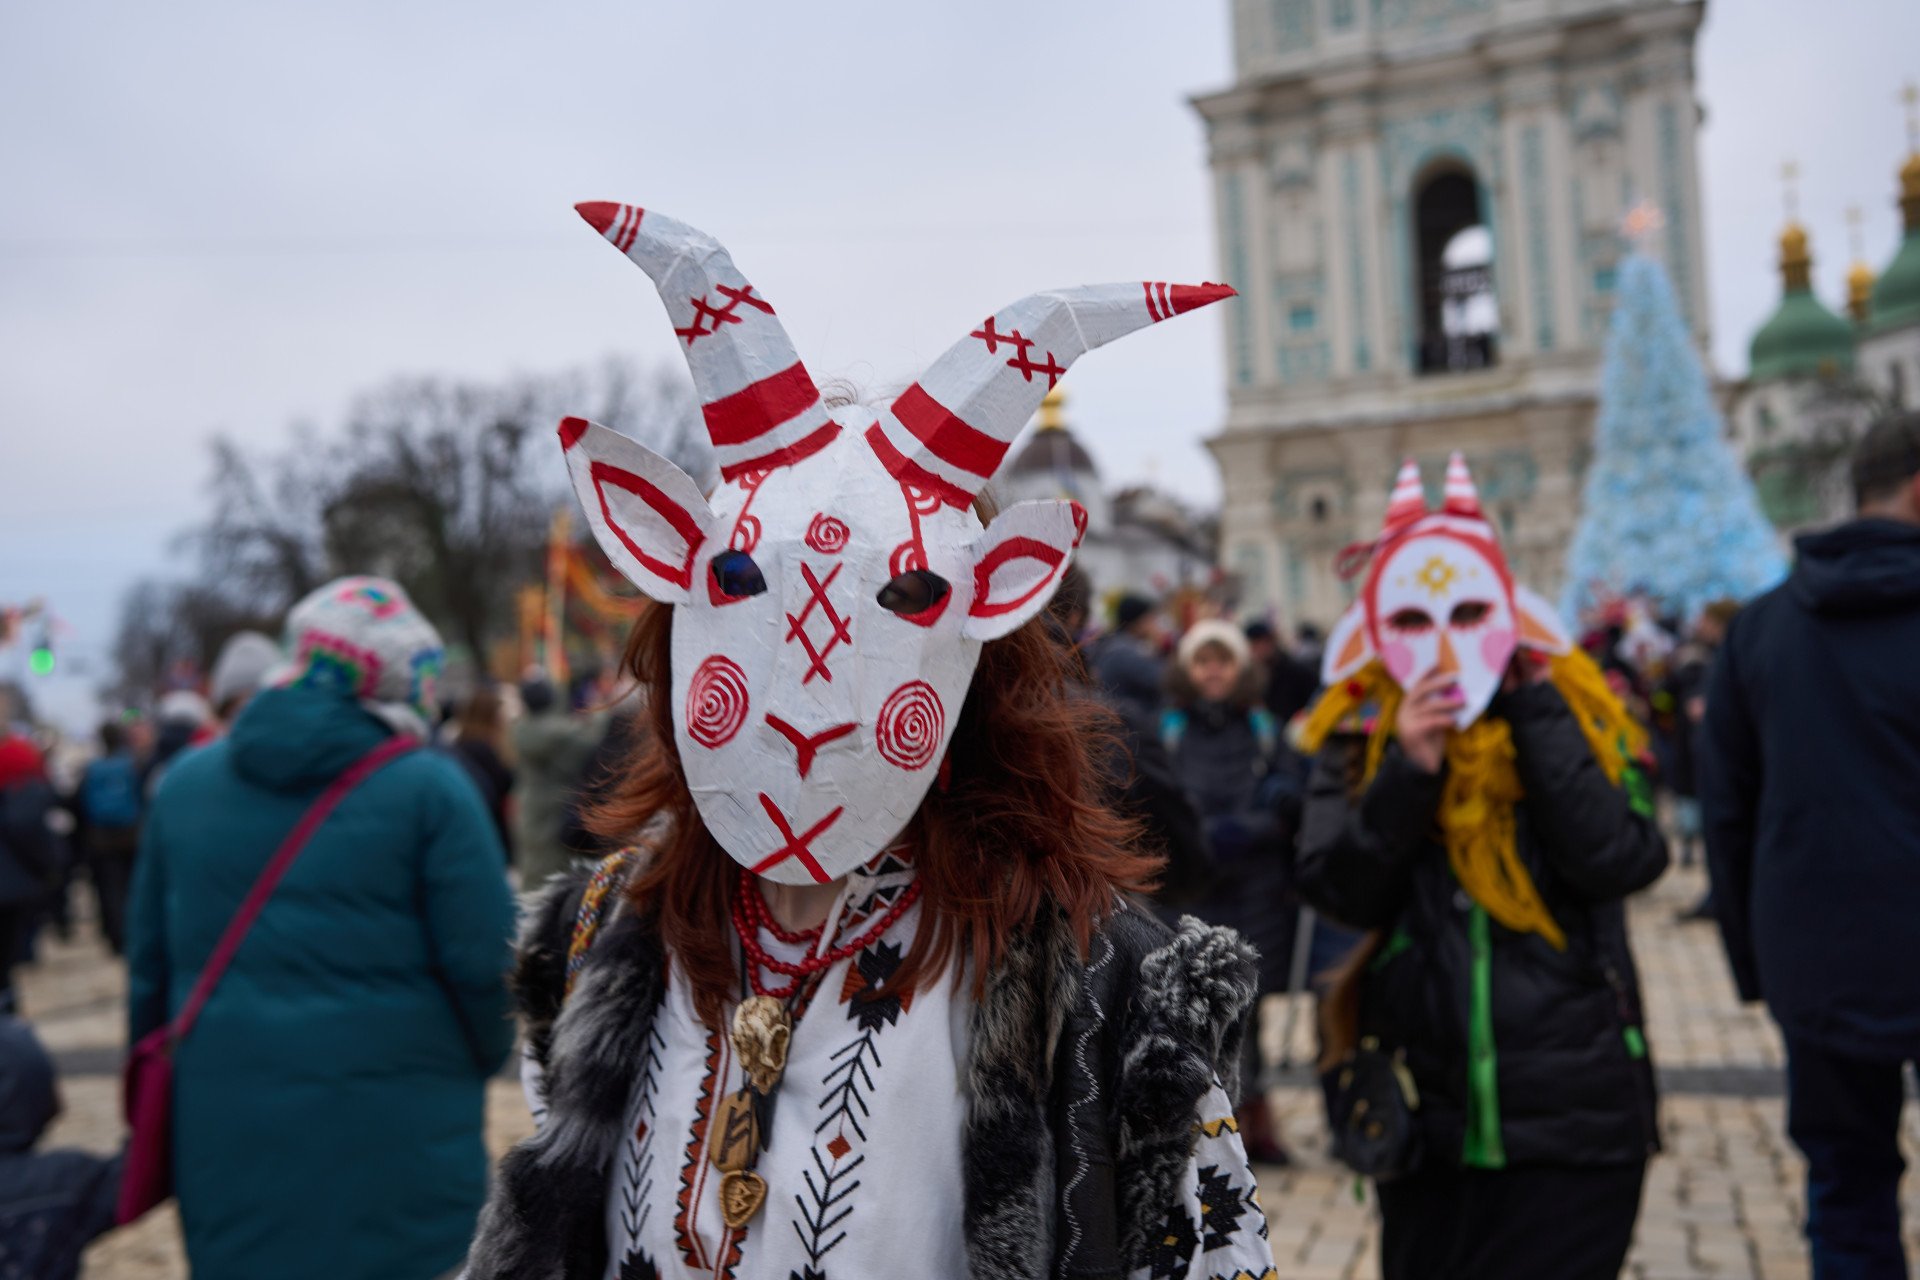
(21, 864), (1920, 1278)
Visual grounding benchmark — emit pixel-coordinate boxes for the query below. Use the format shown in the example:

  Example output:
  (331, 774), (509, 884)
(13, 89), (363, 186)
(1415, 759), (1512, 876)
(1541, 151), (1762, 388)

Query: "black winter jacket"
(1700, 518), (1920, 1060)
(1296, 682), (1667, 1169)
(0, 1017), (122, 1280)
(1164, 670), (1303, 994)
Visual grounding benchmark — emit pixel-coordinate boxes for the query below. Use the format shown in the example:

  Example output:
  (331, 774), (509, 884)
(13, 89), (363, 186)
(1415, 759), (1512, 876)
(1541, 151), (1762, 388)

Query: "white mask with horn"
(561, 202), (1234, 883)
(1321, 454), (1573, 728)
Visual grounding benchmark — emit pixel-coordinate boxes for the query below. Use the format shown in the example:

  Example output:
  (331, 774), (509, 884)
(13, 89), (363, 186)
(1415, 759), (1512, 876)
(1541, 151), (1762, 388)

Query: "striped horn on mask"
(866, 281), (1235, 508)
(575, 202), (838, 481)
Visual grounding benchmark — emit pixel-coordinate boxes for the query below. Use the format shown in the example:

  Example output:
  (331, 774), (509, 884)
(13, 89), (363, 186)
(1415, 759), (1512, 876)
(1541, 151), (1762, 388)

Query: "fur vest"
(464, 869), (1257, 1280)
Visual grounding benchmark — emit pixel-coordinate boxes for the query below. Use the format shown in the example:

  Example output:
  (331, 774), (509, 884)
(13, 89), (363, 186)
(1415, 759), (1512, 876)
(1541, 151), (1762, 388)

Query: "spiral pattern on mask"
(685, 655), (750, 749)
(805, 513), (850, 555)
(875, 680), (944, 771)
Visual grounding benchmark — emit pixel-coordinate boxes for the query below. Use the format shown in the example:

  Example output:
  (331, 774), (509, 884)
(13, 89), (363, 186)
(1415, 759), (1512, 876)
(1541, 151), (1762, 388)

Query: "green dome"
(1749, 287), (1855, 382)
(1868, 230), (1920, 335)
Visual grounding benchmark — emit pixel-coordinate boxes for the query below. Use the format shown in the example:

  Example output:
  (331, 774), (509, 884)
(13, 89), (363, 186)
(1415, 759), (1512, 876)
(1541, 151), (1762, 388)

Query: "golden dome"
(1903, 83), (1920, 229)
(1036, 386), (1067, 432)
(1848, 259), (1876, 324)
(1778, 220), (1812, 291)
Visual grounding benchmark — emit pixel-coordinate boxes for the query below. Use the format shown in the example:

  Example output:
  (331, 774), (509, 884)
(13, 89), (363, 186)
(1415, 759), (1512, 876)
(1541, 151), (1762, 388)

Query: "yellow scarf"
(1297, 649), (1644, 951)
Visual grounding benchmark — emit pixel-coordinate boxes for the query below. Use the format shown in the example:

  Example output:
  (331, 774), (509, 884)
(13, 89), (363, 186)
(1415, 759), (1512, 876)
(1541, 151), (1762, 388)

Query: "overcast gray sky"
(2, 0), (1916, 715)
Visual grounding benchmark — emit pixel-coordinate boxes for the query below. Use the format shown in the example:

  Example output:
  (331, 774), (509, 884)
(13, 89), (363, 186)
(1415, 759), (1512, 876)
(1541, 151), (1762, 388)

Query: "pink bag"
(115, 735), (416, 1225)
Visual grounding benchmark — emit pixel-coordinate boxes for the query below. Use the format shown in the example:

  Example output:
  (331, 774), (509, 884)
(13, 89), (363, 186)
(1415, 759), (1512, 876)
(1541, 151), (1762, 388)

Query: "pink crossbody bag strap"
(166, 734), (416, 1045)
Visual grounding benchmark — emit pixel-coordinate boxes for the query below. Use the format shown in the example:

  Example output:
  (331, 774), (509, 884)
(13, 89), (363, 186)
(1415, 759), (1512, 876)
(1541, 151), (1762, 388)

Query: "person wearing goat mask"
(464, 203), (1278, 1280)
(1292, 456), (1669, 1280)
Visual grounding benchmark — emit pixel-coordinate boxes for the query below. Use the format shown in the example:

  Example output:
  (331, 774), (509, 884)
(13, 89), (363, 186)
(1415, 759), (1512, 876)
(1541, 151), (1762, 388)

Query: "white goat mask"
(561, 202), (1233, 884)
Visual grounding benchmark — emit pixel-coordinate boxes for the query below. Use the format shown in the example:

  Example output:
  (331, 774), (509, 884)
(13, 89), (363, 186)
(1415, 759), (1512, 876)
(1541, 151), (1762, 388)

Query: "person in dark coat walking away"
(75, 722), (143, 955)
(1088, 591), (1168, 724)
(0, 1016), (121, 1280)
(1662, 599), (1737, 923)
(1162, 618), (1303, 1163)
(127, 576), (517, 1280)
(1294, 454), (1666, 1280)
(1049, 566), (1213, 908)
(1700, 411), (1920, 1280)
(0, 735), (57, 1014)
(449, 684), (515, 862)
(1245, 618), (1321, 725)
(510, 675), (607, 889)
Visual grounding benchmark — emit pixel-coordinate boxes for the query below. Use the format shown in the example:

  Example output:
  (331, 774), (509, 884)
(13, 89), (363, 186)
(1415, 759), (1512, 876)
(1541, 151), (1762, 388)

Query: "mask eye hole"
(1450, 601), (1492, 628)
(876, 569), (951, 616)
(1386, 607), (1434, 635)
(709, 549), (767, 599)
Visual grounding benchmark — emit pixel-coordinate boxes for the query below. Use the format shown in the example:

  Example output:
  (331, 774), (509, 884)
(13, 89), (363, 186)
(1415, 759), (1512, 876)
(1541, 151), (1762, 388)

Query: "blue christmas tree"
(1561, 253), (1786, 621)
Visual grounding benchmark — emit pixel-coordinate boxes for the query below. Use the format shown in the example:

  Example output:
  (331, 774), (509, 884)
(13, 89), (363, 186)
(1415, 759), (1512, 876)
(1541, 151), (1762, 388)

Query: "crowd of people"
(0, 328), (1913, 1275)
(0, 587), (650, 1278)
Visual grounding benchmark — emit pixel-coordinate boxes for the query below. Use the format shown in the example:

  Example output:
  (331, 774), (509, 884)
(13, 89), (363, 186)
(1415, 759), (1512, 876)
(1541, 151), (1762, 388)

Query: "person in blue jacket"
(127, 576), (518, 1280)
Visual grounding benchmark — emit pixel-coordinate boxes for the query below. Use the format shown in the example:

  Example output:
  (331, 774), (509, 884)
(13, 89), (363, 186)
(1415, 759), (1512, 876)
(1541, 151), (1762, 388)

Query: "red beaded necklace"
(730, 865), (924, 999)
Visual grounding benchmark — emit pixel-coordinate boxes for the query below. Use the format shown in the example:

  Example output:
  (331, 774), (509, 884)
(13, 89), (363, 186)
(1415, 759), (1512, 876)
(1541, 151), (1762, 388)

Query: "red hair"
(591, 603), (1157, 1031)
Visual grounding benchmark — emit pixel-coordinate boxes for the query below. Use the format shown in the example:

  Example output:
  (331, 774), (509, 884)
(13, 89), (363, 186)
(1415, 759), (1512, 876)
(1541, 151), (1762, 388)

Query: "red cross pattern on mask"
(1006, 345), (1067, 388)
(969, 316), (1033, 357)
(753, 793), (843, 883)
(675, 283), (775, 346)
(784, 561), (851, 684)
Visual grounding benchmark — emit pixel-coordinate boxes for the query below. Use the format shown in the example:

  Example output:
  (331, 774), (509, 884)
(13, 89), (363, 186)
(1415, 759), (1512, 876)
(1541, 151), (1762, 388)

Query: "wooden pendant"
(708, 1091), (761, 1174)
(731, 995), (792, 1095)
(718, 1169), (768, 1230)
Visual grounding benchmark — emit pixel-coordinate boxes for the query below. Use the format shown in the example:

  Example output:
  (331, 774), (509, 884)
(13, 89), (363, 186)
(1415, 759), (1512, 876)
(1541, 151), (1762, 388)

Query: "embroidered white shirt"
(523, 863), (1276, 1280)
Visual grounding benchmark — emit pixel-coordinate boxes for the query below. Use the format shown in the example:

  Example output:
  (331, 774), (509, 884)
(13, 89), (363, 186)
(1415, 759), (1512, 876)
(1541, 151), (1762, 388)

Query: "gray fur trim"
(464, 895), (664, 1280)
(509, 870), (588, 1071)
(1113, 915), (1259, 1267)
(962, 911), (1078, 1280)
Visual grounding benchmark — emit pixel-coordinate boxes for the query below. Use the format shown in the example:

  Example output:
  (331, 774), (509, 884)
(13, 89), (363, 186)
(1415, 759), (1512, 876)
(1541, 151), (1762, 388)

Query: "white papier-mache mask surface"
(560, 201), (1234, 884)
(1322, 454), (1573, 728)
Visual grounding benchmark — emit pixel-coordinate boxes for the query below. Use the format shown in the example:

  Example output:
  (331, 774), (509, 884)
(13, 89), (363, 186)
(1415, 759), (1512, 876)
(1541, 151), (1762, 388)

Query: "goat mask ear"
(558, 416), (716, 604)
(962, 499), (1088, 641)
(1321, 601), (1375, 684)
(1515, 585), (1573, 656)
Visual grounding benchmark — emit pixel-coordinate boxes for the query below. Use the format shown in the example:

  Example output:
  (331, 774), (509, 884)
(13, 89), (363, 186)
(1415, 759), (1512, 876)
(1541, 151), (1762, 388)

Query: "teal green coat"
(127, 686), (517, 1280)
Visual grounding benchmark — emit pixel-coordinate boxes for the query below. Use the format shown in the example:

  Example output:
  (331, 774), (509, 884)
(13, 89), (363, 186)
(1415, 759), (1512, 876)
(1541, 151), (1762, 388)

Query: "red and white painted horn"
(866, 281), (1235, 509)
(575, 202), (838, 482)
(1442, 451), (1484, 517)
(1380, 458), (1427, 536)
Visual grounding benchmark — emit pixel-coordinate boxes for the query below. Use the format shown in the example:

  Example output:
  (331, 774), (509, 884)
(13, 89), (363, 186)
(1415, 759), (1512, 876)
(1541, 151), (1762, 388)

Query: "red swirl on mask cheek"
(875, 680), (944, 771)
(685, 655), (750, 749)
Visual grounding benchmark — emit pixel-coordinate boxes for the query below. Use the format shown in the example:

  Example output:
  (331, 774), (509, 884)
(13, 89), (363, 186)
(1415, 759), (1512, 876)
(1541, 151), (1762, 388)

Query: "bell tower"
(1193, 0), (1711, 626)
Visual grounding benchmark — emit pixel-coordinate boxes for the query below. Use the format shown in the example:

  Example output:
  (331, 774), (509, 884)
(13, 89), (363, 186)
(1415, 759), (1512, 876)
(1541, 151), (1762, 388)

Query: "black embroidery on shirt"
(840, 940), (911, 1032)
(617, 1249), (660, 1280)
(1195, 1163), (1252, 1252)
(616, 1021), (669, 1257)
(790, 1143), (865, 1271)
(1147, 1204), (1200, 1280)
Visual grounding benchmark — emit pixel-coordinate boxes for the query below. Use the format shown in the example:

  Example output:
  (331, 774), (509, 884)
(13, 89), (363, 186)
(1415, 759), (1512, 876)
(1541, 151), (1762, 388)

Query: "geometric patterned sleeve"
(1126, 1081), (1278, 1280)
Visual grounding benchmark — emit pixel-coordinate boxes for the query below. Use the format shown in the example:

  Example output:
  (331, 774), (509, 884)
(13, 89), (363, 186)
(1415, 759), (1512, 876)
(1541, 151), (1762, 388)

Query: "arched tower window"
(1414, 167), (1499, 375)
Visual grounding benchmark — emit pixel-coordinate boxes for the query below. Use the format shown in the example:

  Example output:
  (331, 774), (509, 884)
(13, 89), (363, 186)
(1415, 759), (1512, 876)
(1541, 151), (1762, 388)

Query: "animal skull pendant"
(731, 995), (792, 1095)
